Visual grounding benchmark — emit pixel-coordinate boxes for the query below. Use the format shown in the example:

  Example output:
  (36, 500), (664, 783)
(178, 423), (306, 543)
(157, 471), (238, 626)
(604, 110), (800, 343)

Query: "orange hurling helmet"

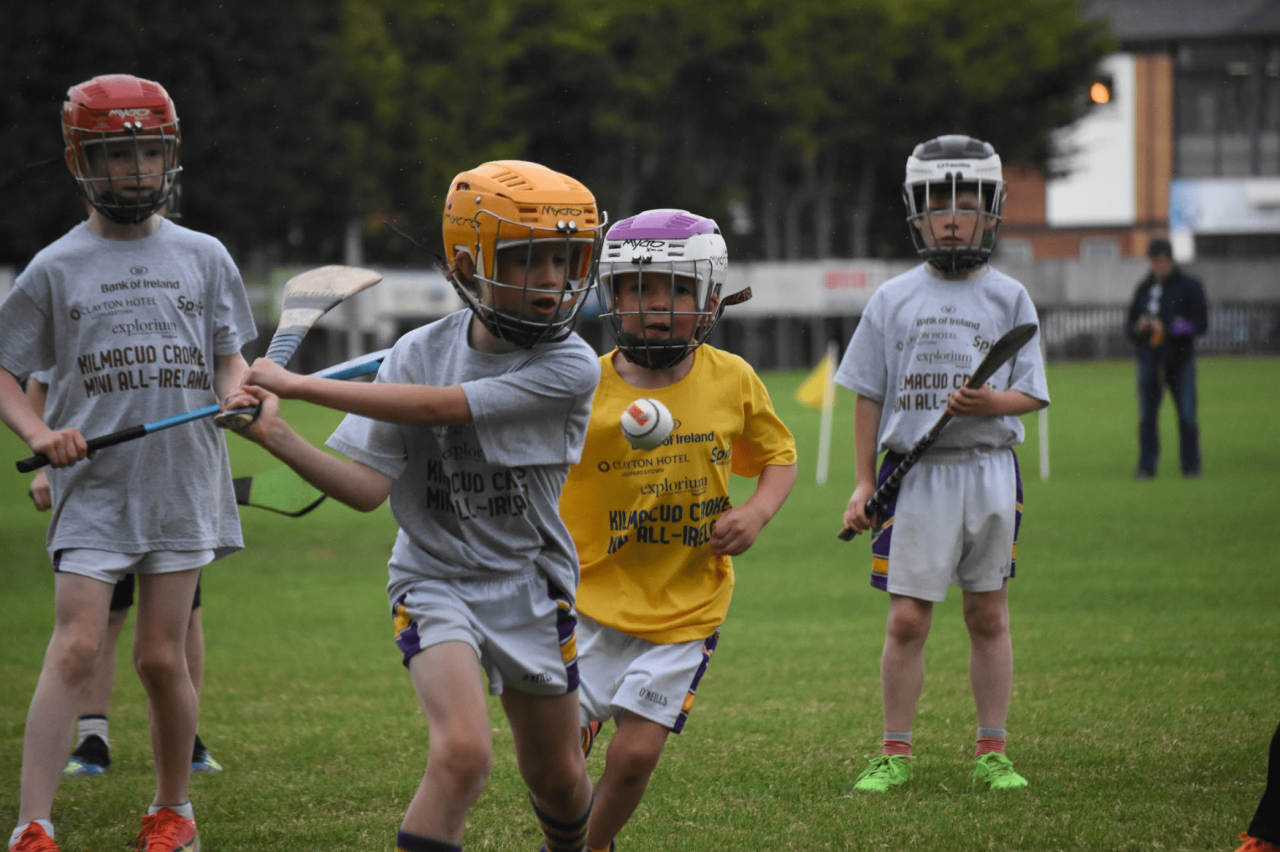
(442, 160), (606, 348)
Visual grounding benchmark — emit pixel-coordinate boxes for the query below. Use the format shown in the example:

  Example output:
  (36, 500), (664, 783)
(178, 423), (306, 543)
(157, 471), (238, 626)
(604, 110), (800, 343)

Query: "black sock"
(394, 830), (461, 852)
(529, 791), (591, 852)
(70, 733), (110, 768)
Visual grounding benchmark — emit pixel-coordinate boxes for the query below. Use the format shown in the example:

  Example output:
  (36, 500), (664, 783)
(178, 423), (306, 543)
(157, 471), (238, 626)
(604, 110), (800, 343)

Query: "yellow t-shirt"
(561, 345), (797, 643)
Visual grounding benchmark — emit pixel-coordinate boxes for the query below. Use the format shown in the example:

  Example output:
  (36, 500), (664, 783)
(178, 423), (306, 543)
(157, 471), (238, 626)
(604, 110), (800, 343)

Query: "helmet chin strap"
(925, 248), (988, 275)
(92, 190), (168, 224)
(615, 334), (693, 371)
(483, 308), (574, 348)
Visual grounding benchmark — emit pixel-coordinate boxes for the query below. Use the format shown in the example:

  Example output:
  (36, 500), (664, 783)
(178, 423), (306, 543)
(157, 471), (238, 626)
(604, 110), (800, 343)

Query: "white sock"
(10, 820), (55, 848)
(77, 714), (109, 749)
(149, 802), (194, 821)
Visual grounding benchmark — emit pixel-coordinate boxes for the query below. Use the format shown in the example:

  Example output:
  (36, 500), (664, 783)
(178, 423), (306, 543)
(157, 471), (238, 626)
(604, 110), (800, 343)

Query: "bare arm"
(26, 378), (51, 511)
(0, 367), (87, 468)
(240, 358), (471, 426)
(945, 387), (1046, 418)
(710, 461), (797, 556)
(223, 385), (392, 512)
(842, 394), (883, 534)
(215, 352), (250, 404)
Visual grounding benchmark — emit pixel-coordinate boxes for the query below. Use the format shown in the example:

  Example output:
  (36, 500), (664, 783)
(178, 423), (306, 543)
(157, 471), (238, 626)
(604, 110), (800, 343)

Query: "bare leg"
(586, 712), (668, 849)
(133, 568), (201, 807)
(185, 607), (204, 697)
(18, 574), (114, 822)
(503, 688), (593, 822)
(963, 581), (1012, 730)
(401, 642), (493, 844)
(881, 594), (933, 733)
(78, 608), (128, 718)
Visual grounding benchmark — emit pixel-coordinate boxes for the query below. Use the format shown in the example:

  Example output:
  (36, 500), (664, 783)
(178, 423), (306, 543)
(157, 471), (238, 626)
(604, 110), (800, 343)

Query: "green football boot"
(972, 752), (1028, 791)
(852, 754), (913, 792)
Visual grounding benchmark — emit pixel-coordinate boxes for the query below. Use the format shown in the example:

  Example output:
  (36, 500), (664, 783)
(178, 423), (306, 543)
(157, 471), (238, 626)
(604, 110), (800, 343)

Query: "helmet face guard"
(442, 161), (605, 348)
(903, 135), (1006, 274)
(461, 216), (604, 348)
(63, 75), (181, 225)
(598, 209), (728, 370)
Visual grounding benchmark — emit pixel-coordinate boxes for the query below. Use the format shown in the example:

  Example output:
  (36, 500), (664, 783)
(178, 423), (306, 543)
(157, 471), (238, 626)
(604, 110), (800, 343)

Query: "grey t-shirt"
(835, 263), (1049, 455)
(0, 220), (256, 558)
(327, 310), (601, 599)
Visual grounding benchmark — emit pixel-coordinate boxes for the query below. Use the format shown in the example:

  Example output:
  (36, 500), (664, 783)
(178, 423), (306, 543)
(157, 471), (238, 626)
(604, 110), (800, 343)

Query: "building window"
(1080, 237), (1120, 260)
(1175, 41), (1280, 178)
(996, 238), (1033, 263)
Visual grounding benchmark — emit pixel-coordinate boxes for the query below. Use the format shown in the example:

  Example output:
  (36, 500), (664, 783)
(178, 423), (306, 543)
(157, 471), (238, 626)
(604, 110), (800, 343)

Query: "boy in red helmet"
(0, 74), (256, 852)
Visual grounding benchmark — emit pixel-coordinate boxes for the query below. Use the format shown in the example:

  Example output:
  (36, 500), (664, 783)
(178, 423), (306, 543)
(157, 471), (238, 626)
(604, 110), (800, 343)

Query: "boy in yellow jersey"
(560, 209), (797, 852)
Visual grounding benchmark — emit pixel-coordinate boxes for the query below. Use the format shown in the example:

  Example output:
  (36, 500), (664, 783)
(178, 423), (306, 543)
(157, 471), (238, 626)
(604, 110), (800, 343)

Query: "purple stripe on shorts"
(1011, 449), (1023, 578)
(869, 452), (904, 592)
(672, 628), (719, 734)
(548, 581), (580, 694)
(392, 593), (422, 668)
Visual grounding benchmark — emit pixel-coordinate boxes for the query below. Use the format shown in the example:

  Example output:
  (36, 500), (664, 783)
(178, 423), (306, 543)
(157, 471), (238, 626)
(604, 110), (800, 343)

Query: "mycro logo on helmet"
(622, 239), (667, 249)
(108, 108), (152, 118)
(444, 212), (476, 227)
(541, 206), (583, 216)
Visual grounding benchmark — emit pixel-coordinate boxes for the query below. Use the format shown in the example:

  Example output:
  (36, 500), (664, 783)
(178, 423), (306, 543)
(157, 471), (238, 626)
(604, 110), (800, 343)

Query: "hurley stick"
(215, 265), (381, 429)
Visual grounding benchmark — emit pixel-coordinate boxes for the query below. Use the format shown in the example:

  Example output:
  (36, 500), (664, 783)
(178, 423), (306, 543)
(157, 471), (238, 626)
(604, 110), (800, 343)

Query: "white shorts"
(390, 571), (579, 697)
(873, 447), (1020, 602)
(54, 548), (214, 585)
(576, 613), (718, 734)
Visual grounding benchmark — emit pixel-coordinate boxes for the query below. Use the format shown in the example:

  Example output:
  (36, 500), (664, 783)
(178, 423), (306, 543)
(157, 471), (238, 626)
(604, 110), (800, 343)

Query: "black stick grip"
(16, 425), (148, 473)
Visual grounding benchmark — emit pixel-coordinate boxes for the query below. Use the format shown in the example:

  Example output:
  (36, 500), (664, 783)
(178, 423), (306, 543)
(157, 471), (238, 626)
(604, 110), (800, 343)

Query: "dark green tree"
(2, 0), (1113, 268)
(0, 0), (354, 271)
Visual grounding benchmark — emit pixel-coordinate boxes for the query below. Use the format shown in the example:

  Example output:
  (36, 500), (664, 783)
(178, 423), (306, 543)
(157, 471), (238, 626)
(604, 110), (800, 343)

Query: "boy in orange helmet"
(224, 161), (607, 852)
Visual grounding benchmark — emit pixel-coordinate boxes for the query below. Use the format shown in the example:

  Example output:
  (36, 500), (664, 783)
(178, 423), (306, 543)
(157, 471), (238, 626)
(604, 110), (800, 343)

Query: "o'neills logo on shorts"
(638, 688), (668, 706)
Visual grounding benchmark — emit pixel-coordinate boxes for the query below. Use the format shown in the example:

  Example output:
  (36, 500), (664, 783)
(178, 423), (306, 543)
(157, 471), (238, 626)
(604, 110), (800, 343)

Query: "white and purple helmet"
(597, 209), (729, 370)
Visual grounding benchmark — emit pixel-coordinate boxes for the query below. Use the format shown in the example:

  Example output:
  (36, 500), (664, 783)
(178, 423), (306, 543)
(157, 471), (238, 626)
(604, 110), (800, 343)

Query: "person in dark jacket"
(1126, 238), (1208, 479)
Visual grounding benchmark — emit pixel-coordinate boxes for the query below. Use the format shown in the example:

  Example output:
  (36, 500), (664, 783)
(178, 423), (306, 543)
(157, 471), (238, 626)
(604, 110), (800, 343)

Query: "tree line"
(0, 0), (1112, 271)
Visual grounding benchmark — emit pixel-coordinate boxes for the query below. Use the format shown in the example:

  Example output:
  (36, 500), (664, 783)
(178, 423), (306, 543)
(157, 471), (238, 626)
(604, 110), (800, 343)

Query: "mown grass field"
(1, 356), (1277, 851)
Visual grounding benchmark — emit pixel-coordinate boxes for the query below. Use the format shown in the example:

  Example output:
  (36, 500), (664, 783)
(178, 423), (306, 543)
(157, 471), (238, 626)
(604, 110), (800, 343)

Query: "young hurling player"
(836, 135), (1049, 793)
(1233, 719), (1280, 852)
(559, 209), (796, 851)
(223, 161), (604, 852)
(26, 372), (221, 780)
(0, 75), (255, 852)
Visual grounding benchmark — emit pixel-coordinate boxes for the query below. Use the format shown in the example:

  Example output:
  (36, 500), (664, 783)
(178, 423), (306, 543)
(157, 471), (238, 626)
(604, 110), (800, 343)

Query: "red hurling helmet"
(62, 74), (181, 224)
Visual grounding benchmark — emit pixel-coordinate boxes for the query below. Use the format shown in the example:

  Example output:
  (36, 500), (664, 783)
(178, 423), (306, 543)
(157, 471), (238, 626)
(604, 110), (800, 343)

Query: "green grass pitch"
(1, 356), (1276, 851)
